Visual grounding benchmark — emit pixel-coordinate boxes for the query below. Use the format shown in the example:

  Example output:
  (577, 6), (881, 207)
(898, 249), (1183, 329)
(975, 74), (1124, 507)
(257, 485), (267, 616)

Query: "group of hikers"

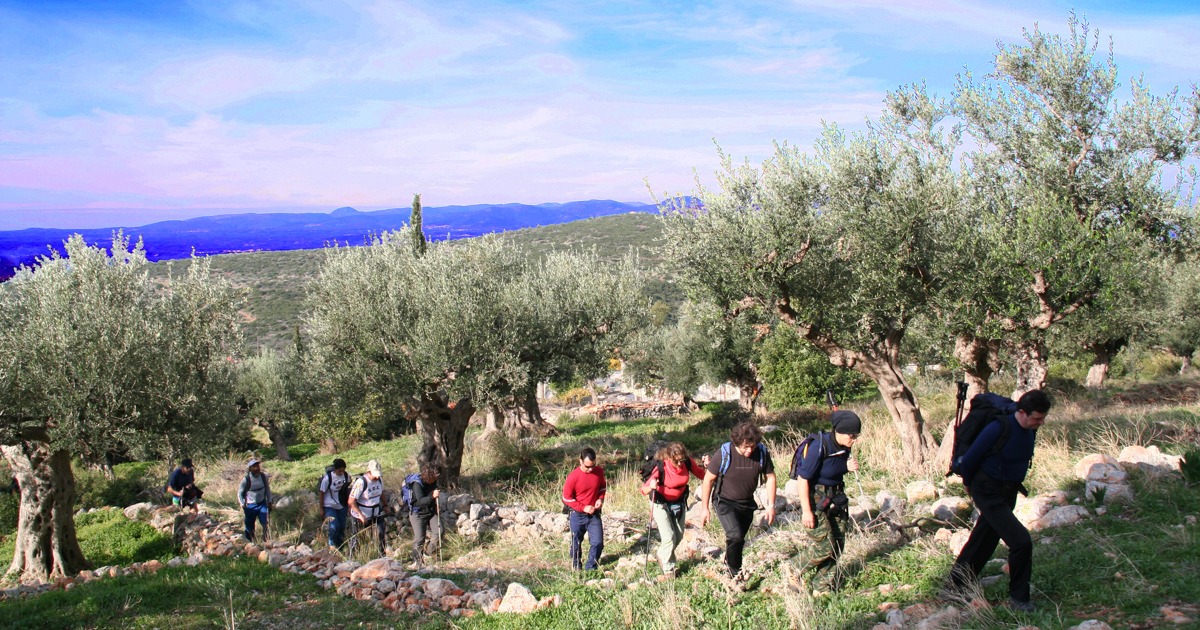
(166, 387), (1052, 612)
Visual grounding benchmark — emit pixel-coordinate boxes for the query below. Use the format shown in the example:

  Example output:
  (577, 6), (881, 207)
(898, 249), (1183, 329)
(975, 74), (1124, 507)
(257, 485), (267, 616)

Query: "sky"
(0, 1), (1197, 230)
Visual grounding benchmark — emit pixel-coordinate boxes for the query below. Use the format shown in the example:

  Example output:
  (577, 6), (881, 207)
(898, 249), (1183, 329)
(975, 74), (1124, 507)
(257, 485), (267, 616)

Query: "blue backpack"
(399, 472), (423, 513)
(713, 441), (767, 498)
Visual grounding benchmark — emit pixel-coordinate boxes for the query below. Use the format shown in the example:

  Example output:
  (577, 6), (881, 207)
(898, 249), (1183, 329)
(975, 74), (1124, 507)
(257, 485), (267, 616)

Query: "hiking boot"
(1009, 598), (1035, 613)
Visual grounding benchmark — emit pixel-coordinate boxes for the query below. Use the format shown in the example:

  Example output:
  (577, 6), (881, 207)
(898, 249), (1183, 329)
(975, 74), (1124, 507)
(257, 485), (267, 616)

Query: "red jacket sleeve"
(597, 468), (607, 500)
(688, 459), (707, 480)
(562, 469), (578, 506)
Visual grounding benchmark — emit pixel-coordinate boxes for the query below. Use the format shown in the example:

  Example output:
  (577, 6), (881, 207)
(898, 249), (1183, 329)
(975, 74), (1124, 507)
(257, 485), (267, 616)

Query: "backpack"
(399, 472), (424, 514)
(790, 432), (828, 480)
(318, 466), (352, 510)
(950, 393), (1016, 476)
(713, 441), (767, 499)
(638, 440), (671, 495)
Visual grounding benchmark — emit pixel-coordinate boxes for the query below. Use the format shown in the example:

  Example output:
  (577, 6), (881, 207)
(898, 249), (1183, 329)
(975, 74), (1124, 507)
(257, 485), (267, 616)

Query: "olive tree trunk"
(1084, 338), (1127, 389)
(264, 421), (291, 461)
(484, 393), (558, 439)
(416, 393), (476, 485)
(1012, 338), (1049, 399)
(954, 334), (1001, 399)
(1, 442), (89, 582)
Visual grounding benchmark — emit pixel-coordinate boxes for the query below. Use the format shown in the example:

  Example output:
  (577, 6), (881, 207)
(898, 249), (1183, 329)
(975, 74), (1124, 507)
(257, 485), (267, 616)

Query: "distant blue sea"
(0, 200), (657, 279)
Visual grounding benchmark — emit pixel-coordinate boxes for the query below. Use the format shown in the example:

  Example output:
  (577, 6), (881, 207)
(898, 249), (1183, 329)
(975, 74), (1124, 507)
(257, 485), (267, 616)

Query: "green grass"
(0, 555), (426, 630)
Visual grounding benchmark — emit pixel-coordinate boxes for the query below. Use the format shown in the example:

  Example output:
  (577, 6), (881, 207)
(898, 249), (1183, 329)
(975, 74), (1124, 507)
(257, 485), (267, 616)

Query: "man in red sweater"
(562, 447), (607, 570)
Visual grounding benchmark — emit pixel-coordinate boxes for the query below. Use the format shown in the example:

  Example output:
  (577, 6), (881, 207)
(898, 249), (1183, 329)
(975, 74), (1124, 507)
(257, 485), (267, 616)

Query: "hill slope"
(151, 212), (676, 350)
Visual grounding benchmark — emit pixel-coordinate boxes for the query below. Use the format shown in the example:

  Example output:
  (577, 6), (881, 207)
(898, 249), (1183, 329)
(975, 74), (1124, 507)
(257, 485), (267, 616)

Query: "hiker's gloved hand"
(847, 456), (859, 472)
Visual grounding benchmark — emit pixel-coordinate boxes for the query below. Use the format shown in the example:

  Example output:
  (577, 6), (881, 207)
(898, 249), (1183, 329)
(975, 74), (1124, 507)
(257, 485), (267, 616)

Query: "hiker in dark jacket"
(408, 463), (442, 567)
(640, 441), (707, 577)
(238, 458), (273, 542)
(697, 422), (777, 583)
(794, 410), (862, 592)
(948, 389), (1051, 613)
(167, 458), (201, 514)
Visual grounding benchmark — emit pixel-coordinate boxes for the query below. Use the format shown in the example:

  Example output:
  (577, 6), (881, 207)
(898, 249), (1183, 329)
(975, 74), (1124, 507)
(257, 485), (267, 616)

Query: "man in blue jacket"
(949, 389), (1051, 613)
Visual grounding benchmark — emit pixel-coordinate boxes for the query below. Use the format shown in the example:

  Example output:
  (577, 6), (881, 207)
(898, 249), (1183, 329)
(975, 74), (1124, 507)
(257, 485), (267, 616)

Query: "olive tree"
(0, 234), (241, 581)
(952, 15), (1198, 397)
(306, 229), (644, 482)
(662, 86), (966, 465)
(623, 302), (763, 411)
(236, 347), (307, 460)
(1161, 258), (1200, 373)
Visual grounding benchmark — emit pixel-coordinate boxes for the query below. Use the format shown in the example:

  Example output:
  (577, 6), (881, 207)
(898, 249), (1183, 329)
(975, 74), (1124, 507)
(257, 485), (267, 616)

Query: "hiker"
(167, 458), (202, 514)
(406, 463), (442, 567)
(562, 447), (607, 571)
(238, 458), (273, 542)
(319, 458), (352, 550)
(793, 410), (862, 592)
(639, 441), (707, 577)
(948, 389), (1051, 613)
(698, 421), (777, 583)
(349, 459), (388, 556)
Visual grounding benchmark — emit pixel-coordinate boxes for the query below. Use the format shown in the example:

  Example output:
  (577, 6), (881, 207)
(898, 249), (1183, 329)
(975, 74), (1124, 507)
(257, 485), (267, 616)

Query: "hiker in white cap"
(238, 458), (272, 542)
(349, 459), (388, 556)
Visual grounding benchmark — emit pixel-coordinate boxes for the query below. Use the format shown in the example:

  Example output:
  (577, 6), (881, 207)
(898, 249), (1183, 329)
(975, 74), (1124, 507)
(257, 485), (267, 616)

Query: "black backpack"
(790, 431), (834, 480)
(638, 440), (673, 503)
(950, 393), (1016, 476)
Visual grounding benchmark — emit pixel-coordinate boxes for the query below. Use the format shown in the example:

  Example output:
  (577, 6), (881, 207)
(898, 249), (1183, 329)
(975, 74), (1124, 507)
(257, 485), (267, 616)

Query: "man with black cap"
(167, 458), (202, 515)
(792, 409), (862, 592)
(319, 458), (352, 550)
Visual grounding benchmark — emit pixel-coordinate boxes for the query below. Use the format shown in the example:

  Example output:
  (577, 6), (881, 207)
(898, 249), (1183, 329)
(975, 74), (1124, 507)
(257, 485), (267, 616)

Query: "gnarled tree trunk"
(416, 393), (476, 485)
(484, 392), (558, 439)
(1012, 337), (1049, 399)
(857, 360), (935, 467)
(261, 420), (292, 461)
(1085, 338), (1126, 389)
(1182, 355), (1193, 375)
(954, 333), (1001, 399)
(1, 442), (89, 583)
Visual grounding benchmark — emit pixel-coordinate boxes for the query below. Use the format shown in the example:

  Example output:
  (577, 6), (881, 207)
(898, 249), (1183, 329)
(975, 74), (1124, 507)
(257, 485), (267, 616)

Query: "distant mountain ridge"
(0, 200), (657, 278)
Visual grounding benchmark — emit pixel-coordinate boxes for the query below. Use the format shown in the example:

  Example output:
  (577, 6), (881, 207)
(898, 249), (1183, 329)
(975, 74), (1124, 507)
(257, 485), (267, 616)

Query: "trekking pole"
(435, 496), (443, 566)
(946, 381), (969, 477)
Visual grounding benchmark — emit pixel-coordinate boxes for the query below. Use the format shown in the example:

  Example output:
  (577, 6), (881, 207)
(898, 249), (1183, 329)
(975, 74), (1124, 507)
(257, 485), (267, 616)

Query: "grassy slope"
(12, 377), (1200, 629)
(150, 213), (674, 351)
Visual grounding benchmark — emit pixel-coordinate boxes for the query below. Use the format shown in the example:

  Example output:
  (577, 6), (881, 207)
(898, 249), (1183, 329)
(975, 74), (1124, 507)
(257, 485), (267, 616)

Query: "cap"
(367, 459), (382, 475)
(830, 410), (862, 435)
(247, 458), (261, 469)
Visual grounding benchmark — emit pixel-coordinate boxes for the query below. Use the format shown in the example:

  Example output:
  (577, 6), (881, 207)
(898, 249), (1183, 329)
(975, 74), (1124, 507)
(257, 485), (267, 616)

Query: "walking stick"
(435, 495), (443, 565)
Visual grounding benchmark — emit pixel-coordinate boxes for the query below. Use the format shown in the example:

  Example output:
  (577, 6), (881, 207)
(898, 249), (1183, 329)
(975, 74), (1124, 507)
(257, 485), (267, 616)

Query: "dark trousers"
(243, 503), (269, 541)
(409, 511), (442, 562)
(715, 499), (756, 575)
(569, 510), (604, 570)
(952, 477), (1032, 602)
(351, 506), (388, 556)
(324, 506), (348, 548)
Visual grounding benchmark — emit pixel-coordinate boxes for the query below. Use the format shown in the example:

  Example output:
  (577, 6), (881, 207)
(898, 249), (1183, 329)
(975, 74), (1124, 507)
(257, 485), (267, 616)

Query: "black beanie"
(830, 410), (862, 435)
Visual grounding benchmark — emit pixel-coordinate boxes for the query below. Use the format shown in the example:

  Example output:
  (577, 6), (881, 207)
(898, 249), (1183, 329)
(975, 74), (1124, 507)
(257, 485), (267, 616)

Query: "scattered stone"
(166, 557), (184, 568)
(350, 558), (393, 581)
(906, 480), (938, 503)
(1068, 621), (1114, 630)
(1161, 606), (1195, 625)
(123, 502), (155, 520)
(495, 583), (540, 614)
(1033, 505), (1089, 531)
(423, 578), (458, 599)
(931, 497), (972, 524)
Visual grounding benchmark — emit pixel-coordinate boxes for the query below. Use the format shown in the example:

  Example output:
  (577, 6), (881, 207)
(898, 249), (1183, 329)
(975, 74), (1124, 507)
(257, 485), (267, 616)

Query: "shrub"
(759, 326), (875, 409)
(74, 461), (167, 510)
(1136, 352), (1183, 380)
(76, 515), (174, 567)
(0, 492), (17, 538)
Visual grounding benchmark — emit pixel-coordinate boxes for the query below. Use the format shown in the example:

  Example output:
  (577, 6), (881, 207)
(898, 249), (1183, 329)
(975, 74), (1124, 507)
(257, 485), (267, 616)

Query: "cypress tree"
(410, 193), (427, 257)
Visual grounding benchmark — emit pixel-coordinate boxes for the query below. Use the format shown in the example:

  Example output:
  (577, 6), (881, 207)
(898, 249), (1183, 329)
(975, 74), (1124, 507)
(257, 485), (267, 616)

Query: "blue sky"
(1, 0), (1197, 229)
